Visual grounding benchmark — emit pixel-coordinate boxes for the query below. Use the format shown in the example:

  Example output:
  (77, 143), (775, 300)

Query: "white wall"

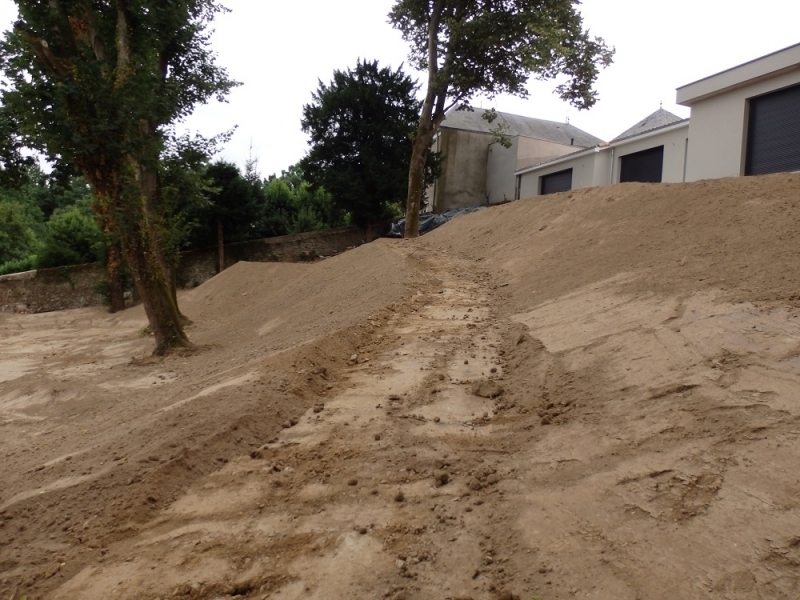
(613, 125), (689, 184)
(487, 136), (580, 205)
(517, 150), (604, 199)
(516, 123), (689, 198)
(685, 69), (800, 181)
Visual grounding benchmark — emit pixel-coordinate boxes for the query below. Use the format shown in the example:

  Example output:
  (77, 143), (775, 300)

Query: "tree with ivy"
(389, 0), (614, 237)
(0, 0), (238, 353)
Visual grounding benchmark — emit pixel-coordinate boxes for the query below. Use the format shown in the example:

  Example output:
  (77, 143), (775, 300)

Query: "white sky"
(0, 1), (798, 178)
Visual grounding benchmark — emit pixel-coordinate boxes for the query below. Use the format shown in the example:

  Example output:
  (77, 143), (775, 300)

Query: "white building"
(427, 106), (603, 212)
(513, 43), (800, 199)
(678, 42), (800, 181)
(515, 109), (688, 198)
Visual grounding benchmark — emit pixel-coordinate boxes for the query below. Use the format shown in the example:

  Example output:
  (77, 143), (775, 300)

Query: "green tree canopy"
(0, 199), (39, 265)
(300, 59), (433, 229)
(0, 0), (237, 353)
(37, 203), (104, 269)
(389, 0), (614, 237)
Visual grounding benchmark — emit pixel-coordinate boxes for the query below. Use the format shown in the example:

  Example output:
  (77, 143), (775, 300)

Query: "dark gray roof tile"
(440, 105), (604, 149)
(612, 108), (684, 141)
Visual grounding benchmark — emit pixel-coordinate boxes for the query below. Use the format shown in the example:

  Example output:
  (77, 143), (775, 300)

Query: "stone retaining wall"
(0, 264), (106, 314)
(0, 226), (366, 314)
(176, 226), (364, 288)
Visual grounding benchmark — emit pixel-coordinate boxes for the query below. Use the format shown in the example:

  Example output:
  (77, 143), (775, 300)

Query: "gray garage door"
(619, 146), (664, 183)
(745, 83), (800, 176)
(540, 169), (573, 195)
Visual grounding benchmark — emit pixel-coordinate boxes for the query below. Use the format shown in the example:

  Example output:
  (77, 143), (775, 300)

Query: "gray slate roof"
(612, 108), (685, 142)
(441, 105), (604, 149)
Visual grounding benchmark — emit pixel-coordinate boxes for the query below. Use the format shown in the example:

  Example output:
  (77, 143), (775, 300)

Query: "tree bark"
(139, 160), (188, 321)
(404, 0), (447, 239)
(405, 126), (433, 238)
(106, 242), (125, 313)
(122, 237), (190, 354)
(365, 218), (373, 243)
(217, 219), (225, 273)
(95, 159), (191, 354)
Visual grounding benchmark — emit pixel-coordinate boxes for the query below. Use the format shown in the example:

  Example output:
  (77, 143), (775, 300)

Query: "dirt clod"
(472, 379), (503, 399)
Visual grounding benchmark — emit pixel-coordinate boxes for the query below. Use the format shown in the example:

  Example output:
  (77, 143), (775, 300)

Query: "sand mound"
(424, 172), (800, 310)
(6, 173), (800, 600)
(179, 239), (413, 354)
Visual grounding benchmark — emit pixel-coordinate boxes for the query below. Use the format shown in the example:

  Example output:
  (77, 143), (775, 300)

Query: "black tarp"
(387, 207), (482, 238)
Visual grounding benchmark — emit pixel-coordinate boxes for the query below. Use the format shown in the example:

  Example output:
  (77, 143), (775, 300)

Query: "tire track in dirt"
(50, 248), (537, 600)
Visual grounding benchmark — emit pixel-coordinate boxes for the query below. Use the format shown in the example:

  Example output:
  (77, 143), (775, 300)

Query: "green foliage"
(0, 105), (35, 188)
(389, 0), (614, 231)
(36, 204), (104, 269)
(0, 170), (107, 274)
(1, 0), (239, 350)
(158, 130), (231, 266)
(259, 178), (295, 238)
(186, 161), (347, 250)
(301, 59), (436, 226)
(482, 108), (513, 148)
(388, 0), (614, 109)
(292, 182), (344, 233)
(0, 255), (36, 275)
(33, 165), (94, 220)
(0, 199), (40, 264)
(187, 160), (264, 248)
(262, 168), (347, 236)
(0, 1), (239, 174)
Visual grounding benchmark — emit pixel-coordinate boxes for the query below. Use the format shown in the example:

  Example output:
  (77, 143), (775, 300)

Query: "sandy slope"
(2, 174), (800, 599)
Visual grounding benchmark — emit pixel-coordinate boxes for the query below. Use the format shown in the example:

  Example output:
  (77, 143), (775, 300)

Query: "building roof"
(516, 118), (690, 176)
(611, 108), (684, 142)
(440, 105), (604, 149)
(677, 42), (800, 106)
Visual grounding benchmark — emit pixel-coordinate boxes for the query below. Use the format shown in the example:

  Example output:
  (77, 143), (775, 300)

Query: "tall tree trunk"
(365, 218), (373, 243)
(405, 0), (447, 239)
(139, 161), (189, 323)
(98, 160), (191, 355)
(106, 242), (125, 313)
(122, 237), (190, 354)
(405, 124), (434, 239)
(217, 219), (225, 273)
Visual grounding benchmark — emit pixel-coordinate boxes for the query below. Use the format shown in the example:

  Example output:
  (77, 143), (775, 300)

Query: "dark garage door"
(619, 146), (664, 183)
(745, 83), (800, 176)
(540, 169), (573, 195)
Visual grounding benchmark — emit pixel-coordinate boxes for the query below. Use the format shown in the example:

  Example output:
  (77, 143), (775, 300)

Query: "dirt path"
(48, 248), (532, 599)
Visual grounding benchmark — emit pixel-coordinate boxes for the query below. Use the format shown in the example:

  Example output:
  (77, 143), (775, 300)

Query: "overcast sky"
(0, 1), (798, 178)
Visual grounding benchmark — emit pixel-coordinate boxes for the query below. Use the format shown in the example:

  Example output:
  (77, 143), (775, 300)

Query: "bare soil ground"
(2, 173), (800, 599)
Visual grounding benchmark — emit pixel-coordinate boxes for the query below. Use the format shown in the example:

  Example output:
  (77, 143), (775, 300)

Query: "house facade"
(425, 44), (800, 211)
(515, 109), (689, 198)
(513, 43), (800, 200)
(427, 106), (603, 212)
(677, 42), (800, 181)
